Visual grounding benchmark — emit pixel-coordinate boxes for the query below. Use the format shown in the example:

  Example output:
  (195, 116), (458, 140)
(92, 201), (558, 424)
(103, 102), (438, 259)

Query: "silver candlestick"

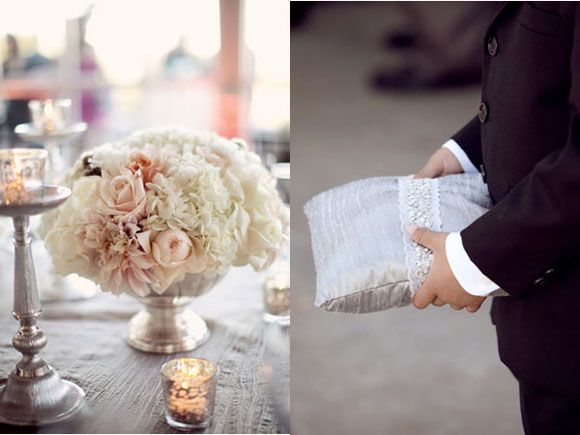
(18, 99), (86, 184)
(15, 103), (96, 302)
(14, 121), (87, 184)
(0, 150), (85, 426)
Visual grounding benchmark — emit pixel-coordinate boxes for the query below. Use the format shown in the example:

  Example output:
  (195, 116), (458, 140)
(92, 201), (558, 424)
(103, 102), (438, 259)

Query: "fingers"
(412, 284), (436, 309)
(431, 297), (446, 307)
(414, 161), (441, 180)
(407, 225), (437, 250)
(415, 148), (463, 179)
(465, 302), (483, 313)
(414, 167), (435, 180)
(466, 296), (485, 313)
(450, 304), (463, 310)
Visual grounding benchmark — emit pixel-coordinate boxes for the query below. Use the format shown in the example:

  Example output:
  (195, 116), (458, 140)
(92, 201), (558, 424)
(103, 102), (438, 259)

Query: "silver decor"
(160, 358), (218, 430)
(0, 184), (85, 426)
(16, 99), (87, 185)
(262, 265), (290, 326)
(127, 273), (224, 354)
(15, 100), (97, 302)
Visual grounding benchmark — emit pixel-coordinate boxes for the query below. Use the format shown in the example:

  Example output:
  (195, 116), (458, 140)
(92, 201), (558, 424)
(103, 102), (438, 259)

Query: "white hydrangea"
(38, 127), (289, 296)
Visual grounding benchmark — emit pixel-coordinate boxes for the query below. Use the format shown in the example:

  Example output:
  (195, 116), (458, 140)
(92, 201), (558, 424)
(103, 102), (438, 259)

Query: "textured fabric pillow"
(304, 174), (507, 314)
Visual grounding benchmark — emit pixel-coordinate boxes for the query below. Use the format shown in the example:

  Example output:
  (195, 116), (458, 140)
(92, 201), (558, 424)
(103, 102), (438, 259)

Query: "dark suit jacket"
(452, 1), (580, 397)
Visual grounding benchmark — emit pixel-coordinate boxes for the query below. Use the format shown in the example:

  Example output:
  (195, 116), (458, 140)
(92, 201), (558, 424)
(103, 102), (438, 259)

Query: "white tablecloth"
(0, 241), (289, 434)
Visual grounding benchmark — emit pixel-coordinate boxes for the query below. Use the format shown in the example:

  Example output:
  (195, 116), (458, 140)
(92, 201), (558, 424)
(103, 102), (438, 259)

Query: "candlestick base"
(0, 367), (85, 426)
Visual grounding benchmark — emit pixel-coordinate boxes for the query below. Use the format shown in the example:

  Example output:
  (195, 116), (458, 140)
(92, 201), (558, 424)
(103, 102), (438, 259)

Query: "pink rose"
(99, 169), (146, 220)
(126, 149), (164, 184)
(137, 229), (207, 293)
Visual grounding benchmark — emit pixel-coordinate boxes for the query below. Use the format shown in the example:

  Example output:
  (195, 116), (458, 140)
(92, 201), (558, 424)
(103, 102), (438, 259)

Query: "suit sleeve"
(461, 7), (580, 299)
(462, 115), (580, 298)
(451, 115), (483, 170)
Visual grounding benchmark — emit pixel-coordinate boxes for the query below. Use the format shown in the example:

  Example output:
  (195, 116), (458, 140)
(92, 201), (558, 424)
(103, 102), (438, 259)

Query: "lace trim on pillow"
(399, 176), (442, 294)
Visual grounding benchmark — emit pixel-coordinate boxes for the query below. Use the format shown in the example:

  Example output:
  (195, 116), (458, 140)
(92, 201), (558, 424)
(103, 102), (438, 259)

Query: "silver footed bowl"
(127, 272), (224, 354)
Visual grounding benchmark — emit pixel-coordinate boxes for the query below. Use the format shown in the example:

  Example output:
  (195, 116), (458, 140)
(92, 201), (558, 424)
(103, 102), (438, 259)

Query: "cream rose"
(99, 169), (146, 220)
(39, 128), (289, 297)
(138, 229), (208, 293)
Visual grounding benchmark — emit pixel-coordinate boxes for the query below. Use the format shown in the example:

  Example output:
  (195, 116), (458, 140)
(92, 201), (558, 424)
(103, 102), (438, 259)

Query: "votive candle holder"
(160, 358), (218, 430)
(263, 272), (290, 325)
(28, 99), (71, 131)
(0, 148), (47, 205)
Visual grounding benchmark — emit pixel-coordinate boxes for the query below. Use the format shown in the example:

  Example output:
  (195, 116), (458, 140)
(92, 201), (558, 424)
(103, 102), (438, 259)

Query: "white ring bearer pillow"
(304, 173), (507, 314)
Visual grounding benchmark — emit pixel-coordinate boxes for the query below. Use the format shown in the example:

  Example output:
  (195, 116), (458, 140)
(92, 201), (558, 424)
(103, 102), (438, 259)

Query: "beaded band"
(399, 176), (442, 293)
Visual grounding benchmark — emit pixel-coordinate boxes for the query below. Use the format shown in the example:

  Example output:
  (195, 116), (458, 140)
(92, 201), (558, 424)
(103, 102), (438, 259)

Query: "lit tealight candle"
(263, 272), (290, 321)
(28, 99), (71, 132)
(0, 149), (47, 205)
(43, 99), (55, 131)
(160, 358), (218, 430)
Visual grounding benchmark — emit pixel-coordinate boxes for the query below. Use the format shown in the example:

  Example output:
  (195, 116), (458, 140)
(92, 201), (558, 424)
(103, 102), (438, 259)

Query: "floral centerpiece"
(37, 127), (289, 353)
(38, 127), (289, 296)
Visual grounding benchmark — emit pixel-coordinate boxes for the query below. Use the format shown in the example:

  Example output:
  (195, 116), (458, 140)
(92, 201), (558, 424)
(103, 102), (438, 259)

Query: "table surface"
(0, 239), (289, 434)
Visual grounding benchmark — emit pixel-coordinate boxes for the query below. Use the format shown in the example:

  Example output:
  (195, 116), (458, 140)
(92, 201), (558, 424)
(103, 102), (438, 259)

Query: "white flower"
(138, 229), (207, 293)
(39, 127), (289, 296)
(99, 169), (147, 220)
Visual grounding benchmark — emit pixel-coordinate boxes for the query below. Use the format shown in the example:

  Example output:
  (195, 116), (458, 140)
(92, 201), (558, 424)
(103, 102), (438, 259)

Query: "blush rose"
(137, 229), (207, 293)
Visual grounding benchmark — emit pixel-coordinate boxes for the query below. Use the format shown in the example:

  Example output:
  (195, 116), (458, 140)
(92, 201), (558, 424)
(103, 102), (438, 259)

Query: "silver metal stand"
(14, 122), (97, 302)
(0, 186), (85, 426)
(14, 122), (87, 184)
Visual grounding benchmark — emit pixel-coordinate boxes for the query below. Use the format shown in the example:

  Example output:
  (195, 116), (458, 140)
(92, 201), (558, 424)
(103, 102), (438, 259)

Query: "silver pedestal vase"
(127, 273), (223, 354)
(0, 185), (85, 426)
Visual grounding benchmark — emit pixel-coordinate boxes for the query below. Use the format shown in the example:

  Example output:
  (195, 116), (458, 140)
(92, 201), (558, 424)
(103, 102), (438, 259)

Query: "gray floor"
(290, 4), (522, 435)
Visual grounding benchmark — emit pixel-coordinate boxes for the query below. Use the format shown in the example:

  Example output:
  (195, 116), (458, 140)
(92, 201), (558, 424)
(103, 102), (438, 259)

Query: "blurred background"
(291, 2), (522, 435)
(0, 0), (289, 166)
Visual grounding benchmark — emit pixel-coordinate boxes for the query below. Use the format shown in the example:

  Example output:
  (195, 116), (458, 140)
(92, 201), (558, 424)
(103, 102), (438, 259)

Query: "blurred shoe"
(371, 64), (481, 90)
(291, 3), (314, 29)
(382, 30), (420, 50)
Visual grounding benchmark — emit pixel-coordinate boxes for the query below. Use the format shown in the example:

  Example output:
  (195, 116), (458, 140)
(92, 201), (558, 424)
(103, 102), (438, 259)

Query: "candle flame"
(44, 99), (55, 131)
(0, 149), (46, 205)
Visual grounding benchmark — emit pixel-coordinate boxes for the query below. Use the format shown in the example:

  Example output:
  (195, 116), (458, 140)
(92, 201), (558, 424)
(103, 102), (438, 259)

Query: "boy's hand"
(415, 148), (463, 179)
(408, 225), (486, 313)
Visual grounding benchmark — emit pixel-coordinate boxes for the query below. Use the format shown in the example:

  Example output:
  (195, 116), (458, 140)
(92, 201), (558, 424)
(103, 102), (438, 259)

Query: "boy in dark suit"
(412, 3), (580, 433)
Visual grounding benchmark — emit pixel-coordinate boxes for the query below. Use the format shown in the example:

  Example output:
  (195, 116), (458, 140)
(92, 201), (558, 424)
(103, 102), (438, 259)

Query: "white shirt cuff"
(442, 139), (479, 174)
(445, 232), (500, 296)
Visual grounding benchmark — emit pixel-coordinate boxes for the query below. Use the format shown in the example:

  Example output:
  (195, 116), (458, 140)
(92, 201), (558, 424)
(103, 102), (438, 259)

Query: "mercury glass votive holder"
(160, 358), (218, 430)
(28, 99), (71, 131)
(0, 148), (47, 204)
(263, 272), (290, 325)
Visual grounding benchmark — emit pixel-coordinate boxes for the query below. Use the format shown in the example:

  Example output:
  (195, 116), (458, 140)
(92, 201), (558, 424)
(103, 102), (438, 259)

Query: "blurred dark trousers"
(519, 382), (580, 435)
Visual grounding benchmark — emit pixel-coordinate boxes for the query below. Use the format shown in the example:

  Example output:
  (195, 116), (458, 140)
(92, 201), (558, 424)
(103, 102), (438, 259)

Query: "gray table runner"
(0, 247), (286, 434)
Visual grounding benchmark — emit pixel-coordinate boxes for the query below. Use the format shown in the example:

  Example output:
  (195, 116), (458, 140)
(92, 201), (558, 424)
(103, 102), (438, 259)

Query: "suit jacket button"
(479, 102), (489, 123)
(487, 36), (498, 56)
(533, 276), (548, 287)
(544, 268), (556, 277)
